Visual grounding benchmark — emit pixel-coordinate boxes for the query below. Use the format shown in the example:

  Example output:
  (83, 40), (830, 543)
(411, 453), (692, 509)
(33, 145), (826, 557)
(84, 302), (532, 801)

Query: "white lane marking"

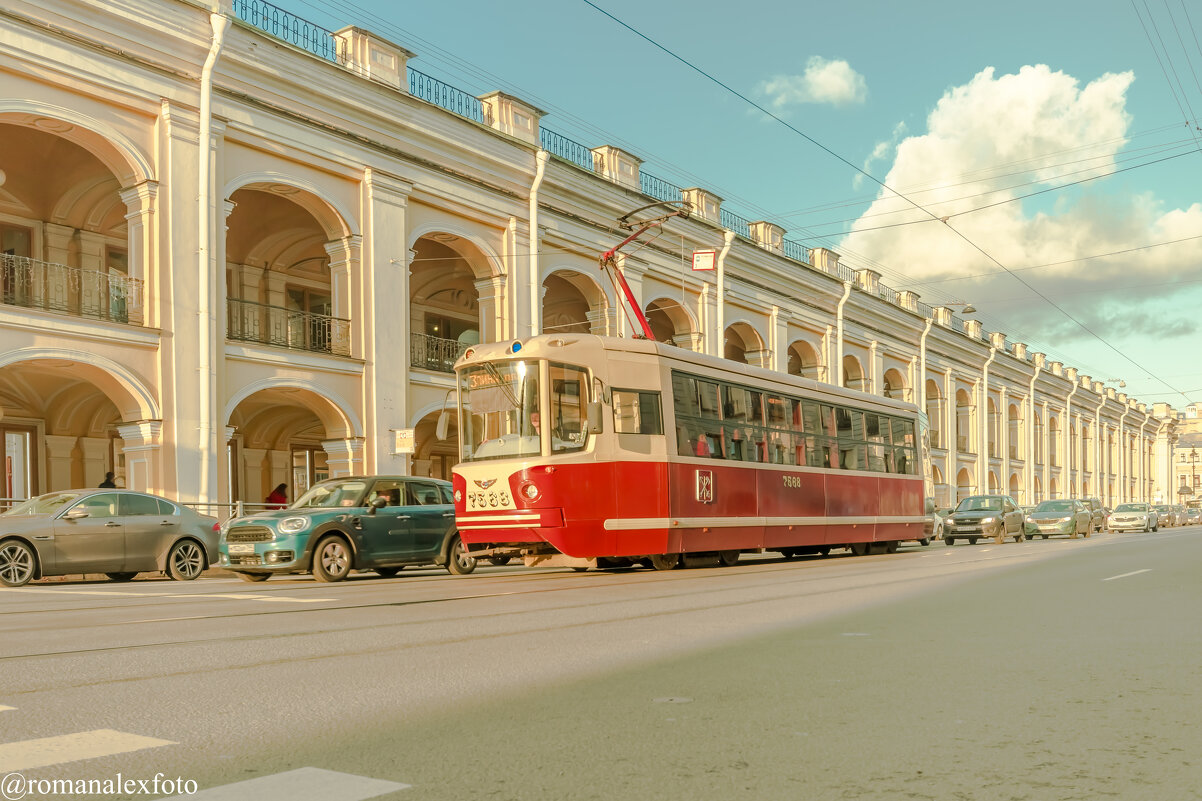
(0, 588), (331, 603)
(162, 767), (409, 800)
(0, 706), (13, 712)
(0, 729), (174, 772)
(1103, 568), (1153, 582)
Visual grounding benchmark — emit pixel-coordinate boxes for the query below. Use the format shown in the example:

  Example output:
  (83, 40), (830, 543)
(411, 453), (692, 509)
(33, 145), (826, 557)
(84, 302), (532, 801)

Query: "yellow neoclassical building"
(0, 0), (1178, 513)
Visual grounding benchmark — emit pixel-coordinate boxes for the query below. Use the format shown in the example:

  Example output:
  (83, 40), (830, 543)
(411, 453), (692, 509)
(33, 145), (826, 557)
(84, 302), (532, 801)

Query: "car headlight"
(1058, 516), (1072, 523)
(277, 516), (310, 535)
(979, 516), (996, 524)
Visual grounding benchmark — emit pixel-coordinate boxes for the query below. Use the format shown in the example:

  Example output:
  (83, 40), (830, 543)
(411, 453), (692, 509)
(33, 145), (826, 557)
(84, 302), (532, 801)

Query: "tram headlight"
(454, 489), (462, 503)
(519, 481), (539, 501)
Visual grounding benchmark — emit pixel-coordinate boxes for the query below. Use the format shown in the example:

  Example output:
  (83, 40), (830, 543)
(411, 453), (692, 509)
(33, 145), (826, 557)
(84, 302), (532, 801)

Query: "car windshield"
(1115, 504), (1147, 513)
(956, 497), (1002, 512)
(292, 480), (369, 509)
(1035, 500), (1074, 513)
(1, 491), (83, 516)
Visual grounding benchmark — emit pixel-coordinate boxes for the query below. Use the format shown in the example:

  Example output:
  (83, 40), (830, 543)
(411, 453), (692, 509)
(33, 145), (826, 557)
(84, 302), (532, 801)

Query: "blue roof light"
(510, 340), (522, 354)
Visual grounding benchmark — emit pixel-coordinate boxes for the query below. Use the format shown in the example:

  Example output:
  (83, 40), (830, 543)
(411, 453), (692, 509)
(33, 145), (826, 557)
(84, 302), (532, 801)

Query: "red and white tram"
(450, 333), (926, 570)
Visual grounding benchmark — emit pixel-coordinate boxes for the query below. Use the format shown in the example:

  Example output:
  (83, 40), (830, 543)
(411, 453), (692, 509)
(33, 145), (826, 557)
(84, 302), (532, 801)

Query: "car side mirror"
(586, 400), (603, 434)
(65, 508), (89, 520)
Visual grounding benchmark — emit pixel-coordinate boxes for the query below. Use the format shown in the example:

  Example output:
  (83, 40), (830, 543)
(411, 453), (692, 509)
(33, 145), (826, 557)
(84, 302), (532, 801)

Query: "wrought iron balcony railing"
(232, 0), (345, 63)
(226, 298), (350, 356)
(1, 254), (142, 325)
(411, 332), (468, 373)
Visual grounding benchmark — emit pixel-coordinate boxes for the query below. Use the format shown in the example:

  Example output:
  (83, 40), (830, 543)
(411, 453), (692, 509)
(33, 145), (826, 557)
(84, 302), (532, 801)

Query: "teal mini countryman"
(218, 476), (476, 582)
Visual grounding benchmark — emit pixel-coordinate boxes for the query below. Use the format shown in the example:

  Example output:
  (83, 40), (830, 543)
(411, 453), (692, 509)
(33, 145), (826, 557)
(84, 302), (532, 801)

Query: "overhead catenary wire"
(578, 0), (1199, 403)
(272, 0), (1197, 399)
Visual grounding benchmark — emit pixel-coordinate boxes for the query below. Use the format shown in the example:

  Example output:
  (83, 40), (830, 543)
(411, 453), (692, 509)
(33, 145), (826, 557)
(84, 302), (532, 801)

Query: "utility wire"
(580, 0), (1198, 402)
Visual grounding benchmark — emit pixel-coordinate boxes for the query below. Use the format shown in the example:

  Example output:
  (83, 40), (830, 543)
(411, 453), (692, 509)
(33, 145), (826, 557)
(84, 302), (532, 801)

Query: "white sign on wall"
(692, 250), (716, 271)
(393, 428), (416, 455)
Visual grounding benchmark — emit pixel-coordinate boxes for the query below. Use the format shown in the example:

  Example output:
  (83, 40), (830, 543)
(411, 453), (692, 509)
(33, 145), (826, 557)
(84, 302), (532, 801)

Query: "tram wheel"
(648, 553), (680, 571)
(779, 549), (796, 560)
(849, 542), (869, 557)
(885, 541), (899, 554)
(718, 550), (740, 567)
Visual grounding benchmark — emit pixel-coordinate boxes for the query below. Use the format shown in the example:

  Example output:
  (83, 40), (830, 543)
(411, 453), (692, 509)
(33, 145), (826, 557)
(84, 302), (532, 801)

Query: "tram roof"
(456, 334), (919, 415)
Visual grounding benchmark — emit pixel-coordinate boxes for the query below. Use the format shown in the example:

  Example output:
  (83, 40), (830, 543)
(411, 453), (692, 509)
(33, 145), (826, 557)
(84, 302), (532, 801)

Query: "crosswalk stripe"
(0, 729), (175, 772)
(161, 767), (409, 800)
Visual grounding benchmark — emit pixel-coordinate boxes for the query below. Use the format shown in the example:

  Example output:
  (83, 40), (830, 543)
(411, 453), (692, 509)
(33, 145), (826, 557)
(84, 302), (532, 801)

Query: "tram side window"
(613, 389), (663, 435)
(549, 364), (589, 453)
(722, 386), (763, 425)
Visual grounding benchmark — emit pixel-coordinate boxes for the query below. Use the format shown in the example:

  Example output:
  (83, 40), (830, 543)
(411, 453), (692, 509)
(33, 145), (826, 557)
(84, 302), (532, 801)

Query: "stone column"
(43, 435), (77, 492)
(324, 235), (362, 357)
(673, 332), (704, 352)
(241, 448), (267, 504)
(269, 449), (291, 499)
(119, 181), (158, 327)
(868, 340), (881, 395)
(744, 348), (773, 370)
(999, 387), (1010, 491)
(323, 438), (366, 478)
(363, 169), (413, 474)
(78, 437), (110, 490)
(116, 421), (163, 494)
(42, 223), (75, 311)
(769, 306), (787, 373)
(474, 275), (507, 344)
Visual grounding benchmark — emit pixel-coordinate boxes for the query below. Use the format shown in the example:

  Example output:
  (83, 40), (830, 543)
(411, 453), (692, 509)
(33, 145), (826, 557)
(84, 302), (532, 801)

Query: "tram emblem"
(474, 478), (498, 489)
(696, 470), (714, 503)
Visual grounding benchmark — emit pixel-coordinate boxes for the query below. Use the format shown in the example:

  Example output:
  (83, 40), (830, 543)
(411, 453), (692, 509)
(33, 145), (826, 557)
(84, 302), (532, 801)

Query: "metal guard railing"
(540, 128), (594, 171)
(226, 298), (351, 356)
(232, 0), (345, 63)
(408, 68), (485, 123)
(1, 254), (143, 325)
(410, 332), (468, 373)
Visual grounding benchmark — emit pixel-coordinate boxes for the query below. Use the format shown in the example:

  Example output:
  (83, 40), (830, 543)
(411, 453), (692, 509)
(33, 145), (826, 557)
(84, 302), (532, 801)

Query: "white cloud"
(841, 64), (1202, 343)
(760, 56), (868, 109)
(855, 121), (908, 190)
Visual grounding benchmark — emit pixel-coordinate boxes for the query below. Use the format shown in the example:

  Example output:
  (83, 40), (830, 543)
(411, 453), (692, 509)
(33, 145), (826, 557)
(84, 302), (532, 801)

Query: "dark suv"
(943, 494), (1026, 545)
(218, 476), (475, 582)
(1080, 497), (1106, 533)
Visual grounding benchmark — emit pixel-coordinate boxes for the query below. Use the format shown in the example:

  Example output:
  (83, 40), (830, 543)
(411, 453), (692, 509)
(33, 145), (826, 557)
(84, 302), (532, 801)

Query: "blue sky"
(286, 0), (1202, 407)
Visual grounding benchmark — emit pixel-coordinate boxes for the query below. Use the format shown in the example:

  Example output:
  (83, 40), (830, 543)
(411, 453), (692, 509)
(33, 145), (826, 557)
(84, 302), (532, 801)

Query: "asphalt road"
(1, 528), (1199, 800)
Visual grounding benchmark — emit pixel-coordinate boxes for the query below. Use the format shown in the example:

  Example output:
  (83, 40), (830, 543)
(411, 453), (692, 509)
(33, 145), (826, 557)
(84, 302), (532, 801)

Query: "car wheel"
(237, 572), (270, 582)
(166, 540), (206, 581)
(1015, 532), (1025, 543)
(968, 536), (979, 545)
(487, 556), (512, 567)
(106, 572), (139, 582)
(1153, 523), (1159, 532)
(718, 550), (740, 566)
(445, 535), (477, 575)
(944, 536), (954, 546)
(375, 566), (403, 578)
(312, 536), (353, 582)
(0, 540), (37, 587)
(919, 537), (931, 547)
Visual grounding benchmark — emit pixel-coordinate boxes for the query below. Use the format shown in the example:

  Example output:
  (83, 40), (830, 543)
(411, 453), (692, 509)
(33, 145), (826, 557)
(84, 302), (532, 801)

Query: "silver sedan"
(0, 490), (219, 587)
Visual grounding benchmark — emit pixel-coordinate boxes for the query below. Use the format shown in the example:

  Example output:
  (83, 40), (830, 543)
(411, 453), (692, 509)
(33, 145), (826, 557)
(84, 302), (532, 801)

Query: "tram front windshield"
(459, 360), (542, 462)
